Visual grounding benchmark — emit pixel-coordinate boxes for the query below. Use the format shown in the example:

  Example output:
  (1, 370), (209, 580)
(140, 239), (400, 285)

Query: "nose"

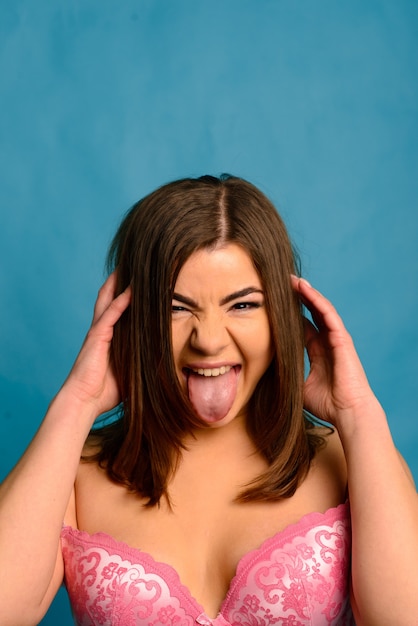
(189, 311), (229, 356)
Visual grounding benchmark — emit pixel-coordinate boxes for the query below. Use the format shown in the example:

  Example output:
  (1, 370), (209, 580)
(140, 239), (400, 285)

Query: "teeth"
(192, 365), (232, 377)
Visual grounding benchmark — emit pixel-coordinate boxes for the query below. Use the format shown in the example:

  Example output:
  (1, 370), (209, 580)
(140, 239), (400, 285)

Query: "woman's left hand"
(291, 275), (380, 432)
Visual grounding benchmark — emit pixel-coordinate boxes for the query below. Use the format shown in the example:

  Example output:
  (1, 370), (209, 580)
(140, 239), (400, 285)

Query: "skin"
(72, 248), (347, 616)
(293, 276), (418, 623)
(0, 250), (417, 625)
(171, 244), (273, 427)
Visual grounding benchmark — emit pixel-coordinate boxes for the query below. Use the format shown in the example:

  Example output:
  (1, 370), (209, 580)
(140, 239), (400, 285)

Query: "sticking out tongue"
(187, 367), (238, 423)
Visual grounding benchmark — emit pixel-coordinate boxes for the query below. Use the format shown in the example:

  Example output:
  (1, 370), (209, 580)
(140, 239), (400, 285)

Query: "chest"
(74, 461), (346, 618)
(63, 501), (352, 624)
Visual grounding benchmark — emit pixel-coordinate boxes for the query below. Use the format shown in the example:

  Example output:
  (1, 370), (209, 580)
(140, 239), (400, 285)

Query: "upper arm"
(36, 546), (65, 621)
(36, 485), (77, 623)
(398, 451), (416, 488)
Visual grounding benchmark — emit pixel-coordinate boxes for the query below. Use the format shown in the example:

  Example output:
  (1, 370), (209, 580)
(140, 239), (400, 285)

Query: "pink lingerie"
(61, 502), (354, 625)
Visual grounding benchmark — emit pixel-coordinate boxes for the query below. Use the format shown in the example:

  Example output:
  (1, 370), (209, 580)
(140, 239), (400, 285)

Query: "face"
(171, 243), (273, 428)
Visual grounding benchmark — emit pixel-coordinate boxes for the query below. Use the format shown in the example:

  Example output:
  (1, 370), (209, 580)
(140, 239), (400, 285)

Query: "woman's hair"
(86, 174), (324, 505)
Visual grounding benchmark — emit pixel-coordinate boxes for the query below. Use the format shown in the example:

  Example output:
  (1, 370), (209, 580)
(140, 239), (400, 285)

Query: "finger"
(303, 315), (319, 344)
(83, 286), (131, 350)
(291, 275), (345, 334)
(95, 285), (132, 330)
(302, 316), (328, 362)
(92, 272), (119, 323)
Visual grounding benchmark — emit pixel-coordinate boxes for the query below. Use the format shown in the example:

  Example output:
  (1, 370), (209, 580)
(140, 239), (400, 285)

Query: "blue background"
(1, 1), (417, 623)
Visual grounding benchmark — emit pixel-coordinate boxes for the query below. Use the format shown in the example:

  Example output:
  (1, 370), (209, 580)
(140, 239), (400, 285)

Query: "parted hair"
(86, 174), (323, 505)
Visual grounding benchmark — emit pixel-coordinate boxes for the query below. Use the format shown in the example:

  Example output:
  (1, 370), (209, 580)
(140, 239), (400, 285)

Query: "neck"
(171, 416), (267, 501)
(186, 413), (254, 452)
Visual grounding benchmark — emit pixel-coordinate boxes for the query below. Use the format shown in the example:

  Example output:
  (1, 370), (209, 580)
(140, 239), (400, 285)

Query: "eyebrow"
(172, 287), (264, 308)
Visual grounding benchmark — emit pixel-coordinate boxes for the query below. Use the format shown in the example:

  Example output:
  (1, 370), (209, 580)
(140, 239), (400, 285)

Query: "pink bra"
(61, 503), (354, 625)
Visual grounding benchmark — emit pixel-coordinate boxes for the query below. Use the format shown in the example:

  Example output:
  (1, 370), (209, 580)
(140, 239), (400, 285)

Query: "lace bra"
(61, 502), (354, 625)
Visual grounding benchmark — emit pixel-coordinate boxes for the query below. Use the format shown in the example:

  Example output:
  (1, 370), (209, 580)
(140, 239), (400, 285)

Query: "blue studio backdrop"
(1, 1), (417, 623)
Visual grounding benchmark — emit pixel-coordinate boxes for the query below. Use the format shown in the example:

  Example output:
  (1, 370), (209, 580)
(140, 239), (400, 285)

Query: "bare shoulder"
(314, 425), (345, 461)
(76, 443), (105, 486)
(312, 428), (415, 488)
(74, 445), (142, 533)
(69, 442), (106, 525)
(309, 426), (348, 494)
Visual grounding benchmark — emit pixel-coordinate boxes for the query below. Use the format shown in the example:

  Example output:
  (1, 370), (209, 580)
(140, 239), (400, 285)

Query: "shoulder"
(63, 442), (106, 530)
(314, 426), (345, 463)
(309, 426), (348, 498)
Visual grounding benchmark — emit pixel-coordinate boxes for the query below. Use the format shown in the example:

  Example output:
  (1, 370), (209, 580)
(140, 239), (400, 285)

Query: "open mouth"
(182, 364), (241, 380)
(188, 365), (232, 377)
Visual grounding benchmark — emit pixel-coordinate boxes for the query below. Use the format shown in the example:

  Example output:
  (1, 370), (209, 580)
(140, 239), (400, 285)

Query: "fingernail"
(300, 277), (311, 287)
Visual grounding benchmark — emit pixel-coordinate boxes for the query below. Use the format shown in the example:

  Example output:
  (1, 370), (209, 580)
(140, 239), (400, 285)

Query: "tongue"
(187, 368), (237, 423)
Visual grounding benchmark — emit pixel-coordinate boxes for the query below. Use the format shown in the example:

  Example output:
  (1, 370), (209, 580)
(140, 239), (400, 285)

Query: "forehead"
(174, 244), (262, 291)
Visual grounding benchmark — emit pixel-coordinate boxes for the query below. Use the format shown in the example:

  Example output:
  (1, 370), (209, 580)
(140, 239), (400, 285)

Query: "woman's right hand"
(62, 272), (131, 416)
(0, 272), (131, 625)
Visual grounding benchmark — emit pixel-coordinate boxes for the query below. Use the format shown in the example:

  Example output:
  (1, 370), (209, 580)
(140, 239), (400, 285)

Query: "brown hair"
(86, 175), (323, 504)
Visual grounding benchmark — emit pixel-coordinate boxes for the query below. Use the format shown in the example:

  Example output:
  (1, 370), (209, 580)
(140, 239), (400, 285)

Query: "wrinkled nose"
(189, 314), (229, 356)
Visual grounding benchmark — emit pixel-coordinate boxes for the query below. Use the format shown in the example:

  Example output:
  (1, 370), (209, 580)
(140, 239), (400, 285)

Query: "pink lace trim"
(229, 503), (349, 594)
(221, 503), (353, 624)
(62, 523), (200, 614)
(61, 502), (353, 625)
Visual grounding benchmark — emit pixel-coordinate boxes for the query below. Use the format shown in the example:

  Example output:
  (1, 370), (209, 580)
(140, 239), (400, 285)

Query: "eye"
(171, 304), (191, 316)
(231, 301), (262, 311)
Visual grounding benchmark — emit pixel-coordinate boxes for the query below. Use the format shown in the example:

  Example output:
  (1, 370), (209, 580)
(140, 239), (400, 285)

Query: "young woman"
(0, 175), (417, 625)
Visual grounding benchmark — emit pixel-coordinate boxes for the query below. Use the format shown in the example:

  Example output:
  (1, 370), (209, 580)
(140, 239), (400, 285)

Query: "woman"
(0, 175), (417, 625)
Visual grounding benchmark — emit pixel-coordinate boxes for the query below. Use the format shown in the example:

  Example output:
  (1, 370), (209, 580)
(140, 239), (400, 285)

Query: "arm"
(292, 276), (418, 626)
(0, 274), (131, 626)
